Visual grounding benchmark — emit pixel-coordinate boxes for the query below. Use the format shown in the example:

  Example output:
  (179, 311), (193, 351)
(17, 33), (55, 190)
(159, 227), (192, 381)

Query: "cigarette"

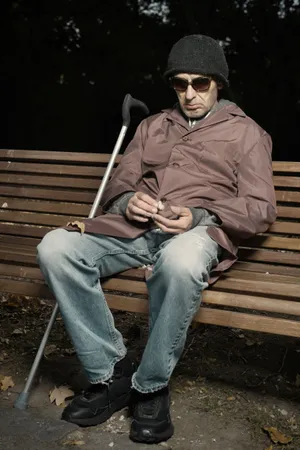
(157, 200), (164, 211)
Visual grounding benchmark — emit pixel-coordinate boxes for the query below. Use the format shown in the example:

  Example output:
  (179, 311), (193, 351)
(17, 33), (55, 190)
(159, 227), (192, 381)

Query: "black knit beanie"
(164, 35), (229, 86)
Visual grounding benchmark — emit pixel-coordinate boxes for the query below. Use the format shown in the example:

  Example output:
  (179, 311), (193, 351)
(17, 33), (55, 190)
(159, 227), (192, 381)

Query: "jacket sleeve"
(206, 133), (277, 240)
(100, 120), (147, 209)
(105, 191), (135, 215)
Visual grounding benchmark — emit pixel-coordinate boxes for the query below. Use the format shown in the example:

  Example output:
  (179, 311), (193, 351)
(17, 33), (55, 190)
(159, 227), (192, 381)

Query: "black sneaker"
(61, 356), (135, 427)
(130, 386), (174, 444)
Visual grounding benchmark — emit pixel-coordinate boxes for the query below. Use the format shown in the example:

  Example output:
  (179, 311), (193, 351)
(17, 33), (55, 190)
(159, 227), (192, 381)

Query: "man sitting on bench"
(37, 34), (276, 444)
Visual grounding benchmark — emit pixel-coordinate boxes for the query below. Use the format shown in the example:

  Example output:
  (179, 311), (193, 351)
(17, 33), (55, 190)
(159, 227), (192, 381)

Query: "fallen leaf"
(265, 446), (273, 450)
(0, 375), (15, 391)
(11, 328), (24, 335)
(66, 221), (85, 234)
(63, 348), (76, 356)
(174, 388), (184, 394)
(44, 344), (58, 358)
(49, 386), (74, 407)
(263, 426), (292, 444)
(227, 396), (235, 401)
(63, 440), (85, 446)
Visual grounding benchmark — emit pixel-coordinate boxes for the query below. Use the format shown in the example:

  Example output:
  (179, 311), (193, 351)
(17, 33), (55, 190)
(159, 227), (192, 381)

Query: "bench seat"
(1, 150), (300, 338)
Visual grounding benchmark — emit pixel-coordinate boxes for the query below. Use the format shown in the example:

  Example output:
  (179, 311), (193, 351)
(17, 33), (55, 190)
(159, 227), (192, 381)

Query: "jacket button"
(172, 162), (179, 168)
(182, 137), (189, 141)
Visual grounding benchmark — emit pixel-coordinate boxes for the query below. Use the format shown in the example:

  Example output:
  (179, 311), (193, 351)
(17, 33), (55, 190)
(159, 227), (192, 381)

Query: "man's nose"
(185, 84), (197, 100)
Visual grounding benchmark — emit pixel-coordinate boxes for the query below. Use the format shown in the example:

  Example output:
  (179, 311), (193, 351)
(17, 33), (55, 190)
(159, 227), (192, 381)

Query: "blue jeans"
(37, 226), (220, 393)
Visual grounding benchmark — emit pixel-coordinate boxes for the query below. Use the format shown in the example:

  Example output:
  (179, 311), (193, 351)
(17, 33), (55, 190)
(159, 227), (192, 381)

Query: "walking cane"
(14, 94), (149, 410)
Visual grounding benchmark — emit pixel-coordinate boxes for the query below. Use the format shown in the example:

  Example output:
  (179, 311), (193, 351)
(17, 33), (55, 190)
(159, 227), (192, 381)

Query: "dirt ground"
(1, 292), (300, 449)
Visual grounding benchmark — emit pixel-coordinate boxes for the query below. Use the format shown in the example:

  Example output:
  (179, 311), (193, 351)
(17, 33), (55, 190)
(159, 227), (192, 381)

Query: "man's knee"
(37, 229), (77, 269)
(156, 234), (218, 281)
(157, 243), (203, 280)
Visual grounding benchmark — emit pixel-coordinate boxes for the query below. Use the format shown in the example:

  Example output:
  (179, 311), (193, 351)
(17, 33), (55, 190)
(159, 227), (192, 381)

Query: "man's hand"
(152, 206), (193, 234)
(126, 192), (161, 222)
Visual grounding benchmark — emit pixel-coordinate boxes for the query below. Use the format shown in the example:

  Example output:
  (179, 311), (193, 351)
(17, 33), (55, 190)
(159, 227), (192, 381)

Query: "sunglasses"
(170, 76), (212, 92)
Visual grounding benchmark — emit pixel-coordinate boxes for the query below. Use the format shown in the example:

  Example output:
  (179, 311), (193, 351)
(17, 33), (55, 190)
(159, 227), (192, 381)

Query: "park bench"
(0, 148), (300, 341)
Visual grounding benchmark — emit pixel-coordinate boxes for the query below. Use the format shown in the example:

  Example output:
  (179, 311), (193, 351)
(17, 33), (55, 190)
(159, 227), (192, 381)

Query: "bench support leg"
(14, 303), (59, 410)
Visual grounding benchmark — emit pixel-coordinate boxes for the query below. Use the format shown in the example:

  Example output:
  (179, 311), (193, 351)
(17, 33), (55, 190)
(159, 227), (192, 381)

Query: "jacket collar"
(162, 100), (246, 132)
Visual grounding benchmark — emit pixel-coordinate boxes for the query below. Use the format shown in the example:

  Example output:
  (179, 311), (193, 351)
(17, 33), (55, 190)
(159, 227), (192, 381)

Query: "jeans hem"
(131, 374), (168, 394)
(88, 353), (127, 384)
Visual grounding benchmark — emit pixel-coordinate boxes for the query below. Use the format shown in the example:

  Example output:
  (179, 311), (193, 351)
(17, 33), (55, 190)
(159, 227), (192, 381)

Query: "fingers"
(127, 204), (152, 221)
(128, 193), (158, 217)
(126, 192), (158, 222)
(152, 214), (181, 229)
(136, 192), (158, 208)
(152, 211), (192, 234)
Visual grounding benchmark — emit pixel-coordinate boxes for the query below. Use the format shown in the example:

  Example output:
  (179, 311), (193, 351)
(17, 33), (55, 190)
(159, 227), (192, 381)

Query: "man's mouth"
(185, 104), (202, 110)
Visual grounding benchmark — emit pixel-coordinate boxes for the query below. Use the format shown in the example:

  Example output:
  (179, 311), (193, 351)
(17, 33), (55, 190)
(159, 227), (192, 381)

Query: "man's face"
(172, 73), (222, 119)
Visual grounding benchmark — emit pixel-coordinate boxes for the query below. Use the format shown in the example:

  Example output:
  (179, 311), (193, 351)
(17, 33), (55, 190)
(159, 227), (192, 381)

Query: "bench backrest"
(0, 149), (300, 273)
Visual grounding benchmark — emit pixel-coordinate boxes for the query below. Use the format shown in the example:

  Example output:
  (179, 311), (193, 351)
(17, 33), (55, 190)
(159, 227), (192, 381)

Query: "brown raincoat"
(69, 102), (277, 283)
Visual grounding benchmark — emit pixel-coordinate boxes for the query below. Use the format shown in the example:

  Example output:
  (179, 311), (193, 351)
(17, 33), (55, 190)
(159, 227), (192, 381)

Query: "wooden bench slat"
(0, 277), (52, 297)
(238, 248), (300, 265)
(2, 161), (300, 187)
(276, 191), (300, 203)
(0, 252), (37, 264)
(2, 187), (299, 204)
(0, 162), (109, 176)
(106, 294), (300, 338)
(276, 206), (300, 219)
(1, 245), (299, 298)
(246, 235), (300, 251)
(193, 307), (300, 338)
(1, 151), (300, 172)
(1, 236), (300, 267)
(1, 262), (300, 316)
(2, 259), (300, 288)
(0, 235), (43, 247)
(0, 243), (38, 256)
(1, 275), (300, 338)
(0, 198), (90, 216)
(0, 210), (75, 227)
(0, 174), (102, 190)
(0, 149), (119, 164)
(0, 223), (51, 238)
(214, 276), (300, 298)
(1, 262), (300, 317)
(101, 275), (300, 299)
(4, 247), (299, 267)
(226, 268), (299, 283)
(0, 263), (42, 280)
(273, 176), (300, 188)
(268, 221), (300, 235)
(272, 161), (300, 172)
(1, 201), (299, 235)
(0, 186), (96, 203)
(203, 290), (300, 316)
(223, 261), (300, 277)
(1, 175), (300, 191)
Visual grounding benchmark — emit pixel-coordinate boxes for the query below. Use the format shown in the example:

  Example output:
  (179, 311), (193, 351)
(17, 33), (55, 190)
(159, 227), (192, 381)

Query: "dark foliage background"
(0, 0), (299, 160)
